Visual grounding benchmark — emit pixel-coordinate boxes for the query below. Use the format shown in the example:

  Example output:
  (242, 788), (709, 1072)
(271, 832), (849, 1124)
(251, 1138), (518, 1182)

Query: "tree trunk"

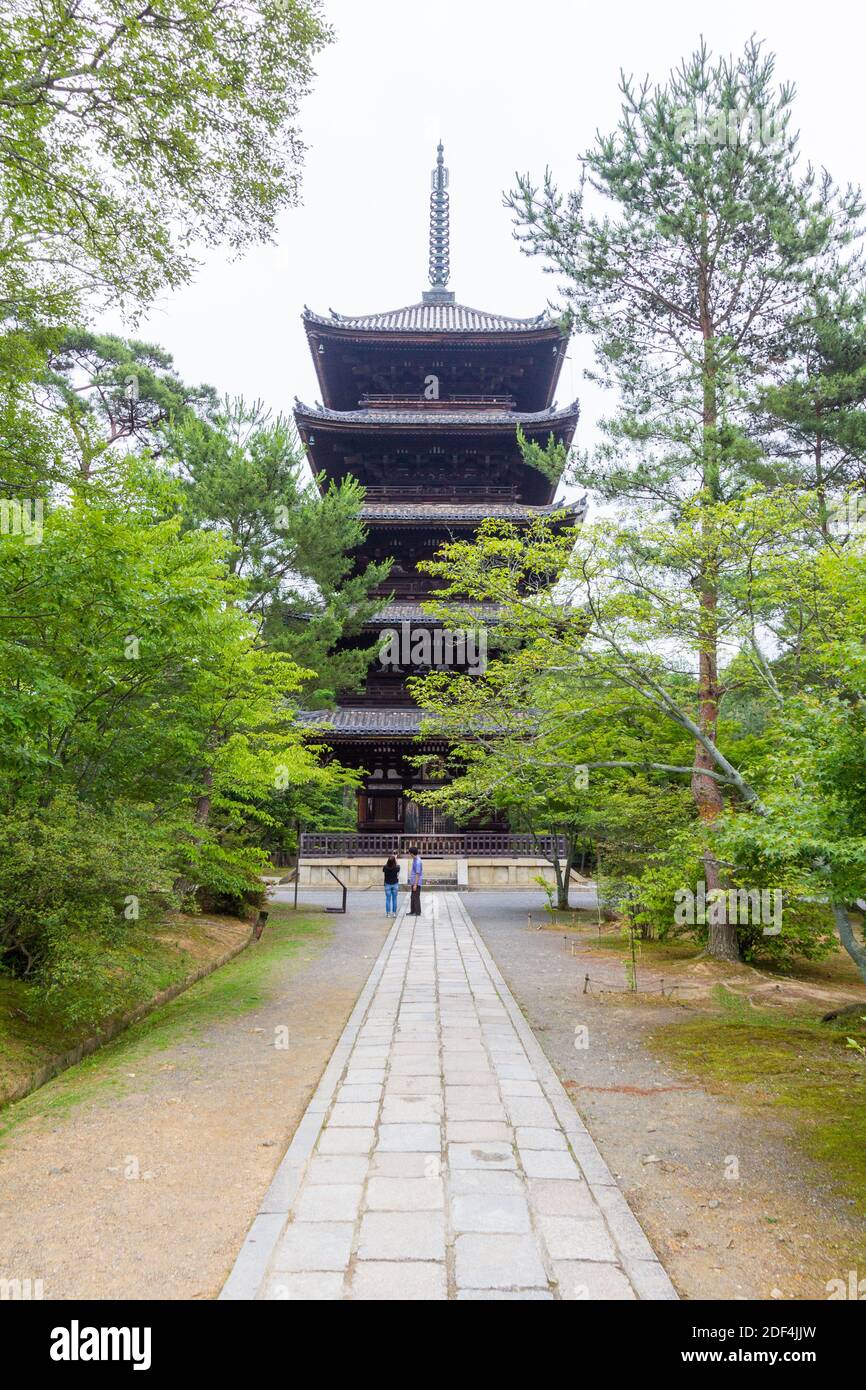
(294, 818), (301, 911)
(173, 767), (214, 897)
(195, 767), (213, 826)
(833, 903), (866, 988)
(556, 834), (575, 911)
(556, 834), (575, 910)
(551, 847), (566, 910)
(704, 849), (738, 960)
(693, 614), (737, 959)
(695, 248), (739, 961)
(814, 408), (830, 544)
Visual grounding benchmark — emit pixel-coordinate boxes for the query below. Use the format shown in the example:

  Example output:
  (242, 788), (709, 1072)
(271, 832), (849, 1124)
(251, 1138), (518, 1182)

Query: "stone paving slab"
(221, 893), (677, 1301)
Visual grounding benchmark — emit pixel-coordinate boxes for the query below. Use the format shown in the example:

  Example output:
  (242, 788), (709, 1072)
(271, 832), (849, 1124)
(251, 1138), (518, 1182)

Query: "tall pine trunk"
(695, 257), (739, 961)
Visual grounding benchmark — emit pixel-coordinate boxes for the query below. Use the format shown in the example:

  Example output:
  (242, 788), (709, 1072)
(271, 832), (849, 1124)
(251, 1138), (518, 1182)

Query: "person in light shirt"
(408, 846), (423, 916)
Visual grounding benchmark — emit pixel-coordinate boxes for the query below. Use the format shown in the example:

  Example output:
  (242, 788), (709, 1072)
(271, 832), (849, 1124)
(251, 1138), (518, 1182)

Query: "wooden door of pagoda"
(363, 792), (403, 830)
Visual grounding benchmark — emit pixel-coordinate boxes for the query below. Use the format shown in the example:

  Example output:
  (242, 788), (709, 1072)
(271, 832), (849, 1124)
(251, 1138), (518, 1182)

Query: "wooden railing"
(363, 484), (519, 503)
(359, 393), (516, 410)
(297, 832), (567, 859)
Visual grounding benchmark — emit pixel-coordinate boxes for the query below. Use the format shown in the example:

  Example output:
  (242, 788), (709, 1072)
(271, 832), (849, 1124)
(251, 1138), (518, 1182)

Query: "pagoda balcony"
(370, 578), (439, 596)
(359, 392), (517, 411)
(338, 684), (416, 704)
(362, 483), (519, 503)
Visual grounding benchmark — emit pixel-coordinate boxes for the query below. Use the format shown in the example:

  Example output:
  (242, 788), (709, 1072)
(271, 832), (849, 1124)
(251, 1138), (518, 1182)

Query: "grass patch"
(650, 988), (866, 1219)
(0, 907), (329, 1141)
(0, 915), (238, 1097)
(0, 975), (83, 1076)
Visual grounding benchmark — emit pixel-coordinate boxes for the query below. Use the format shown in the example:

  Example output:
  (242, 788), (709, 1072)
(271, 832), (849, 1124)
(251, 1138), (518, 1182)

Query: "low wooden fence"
(293, 832), (567, 860)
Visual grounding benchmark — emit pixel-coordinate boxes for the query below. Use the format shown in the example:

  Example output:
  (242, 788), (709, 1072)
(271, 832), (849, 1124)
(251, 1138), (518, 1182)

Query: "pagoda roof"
(297, 706), (509, 740)
(363, 601), (503, 627)
(302, 301), (564, 337)
(294, 399), (579, 432)
(359, 498), (586, 525)
(299, 707), (427, 736)
(301, 145), (572, 411)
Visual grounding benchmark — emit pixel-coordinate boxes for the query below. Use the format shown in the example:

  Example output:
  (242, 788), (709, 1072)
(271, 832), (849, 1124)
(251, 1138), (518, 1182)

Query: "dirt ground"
(0, 894), (390, 1301)
(464, 891), (866, 1302)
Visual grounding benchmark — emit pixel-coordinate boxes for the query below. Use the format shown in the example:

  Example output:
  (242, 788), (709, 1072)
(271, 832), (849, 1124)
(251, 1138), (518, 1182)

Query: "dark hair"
(386, 854), (397, 867)
(408, 846), (419, 855)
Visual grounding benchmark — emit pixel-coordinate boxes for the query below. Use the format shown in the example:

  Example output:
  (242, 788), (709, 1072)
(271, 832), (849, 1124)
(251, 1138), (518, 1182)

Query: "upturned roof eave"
(357, 498), (587, 527)
(301, 304), (569, 339)
(296, 706), (515, 739)
(293, 400), (580, 434)
(297, 709), (463, 740)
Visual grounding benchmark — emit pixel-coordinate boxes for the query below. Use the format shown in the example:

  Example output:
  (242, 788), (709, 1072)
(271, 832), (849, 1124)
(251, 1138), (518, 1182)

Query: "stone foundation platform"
(293, 857), (584, 892)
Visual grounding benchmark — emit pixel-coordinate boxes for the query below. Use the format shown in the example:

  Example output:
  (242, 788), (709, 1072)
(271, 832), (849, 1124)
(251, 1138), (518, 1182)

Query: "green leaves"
(0, 0), (331, 320)
(516, 425), (570, 485)
(0, 790), (179, 1025)
(166, 395), (390, 705)
(0, 2), (357, 1020)
(500, 36), (866, 964)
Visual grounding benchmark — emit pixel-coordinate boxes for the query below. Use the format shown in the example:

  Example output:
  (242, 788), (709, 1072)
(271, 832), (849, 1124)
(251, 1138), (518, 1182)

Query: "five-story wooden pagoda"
(296, 145), (581, 850)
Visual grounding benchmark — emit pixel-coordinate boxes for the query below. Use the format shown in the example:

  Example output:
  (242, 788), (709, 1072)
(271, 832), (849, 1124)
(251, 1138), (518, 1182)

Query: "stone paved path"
(221, 893), (677, 1300)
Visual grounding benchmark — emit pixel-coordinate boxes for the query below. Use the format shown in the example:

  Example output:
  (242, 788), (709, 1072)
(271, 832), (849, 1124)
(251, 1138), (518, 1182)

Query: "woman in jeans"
(383, 854), (400, 917)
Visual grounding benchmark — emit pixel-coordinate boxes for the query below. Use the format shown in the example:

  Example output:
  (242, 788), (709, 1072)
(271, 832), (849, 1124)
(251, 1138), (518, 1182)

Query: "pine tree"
(506, 37), (864, 957)
(753, 285), (866, 538)
(167, 397), (391, 707)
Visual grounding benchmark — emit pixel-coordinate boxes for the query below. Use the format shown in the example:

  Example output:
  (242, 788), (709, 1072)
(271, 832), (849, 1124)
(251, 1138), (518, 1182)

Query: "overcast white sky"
(105, 0), (866, 495)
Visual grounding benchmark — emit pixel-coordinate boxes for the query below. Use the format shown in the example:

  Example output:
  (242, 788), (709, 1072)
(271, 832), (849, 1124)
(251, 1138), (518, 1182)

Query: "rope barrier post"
(293, 818), (301, 911)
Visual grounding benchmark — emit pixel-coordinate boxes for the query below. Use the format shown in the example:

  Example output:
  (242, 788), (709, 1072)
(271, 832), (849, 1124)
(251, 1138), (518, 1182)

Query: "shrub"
(174, 834), (266, 917)
(0, 792), (177, 1026)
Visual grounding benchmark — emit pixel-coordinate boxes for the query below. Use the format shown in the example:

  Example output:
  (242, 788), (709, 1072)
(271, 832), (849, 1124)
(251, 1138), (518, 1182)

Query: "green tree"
(413, 507), (858, 972)
(753, 285), (866, 538)
(168, 397), (391, 706)
(0, 455), (334, 919)
(411, 534), (697, 909)
(0, 0), (331, 321)
(721, 536), (866, 982)
(506, 37), (864, 956)
(0, 0), (342, 1027)
(36, 329), (219, 481)
(0, 790), (179, 1026)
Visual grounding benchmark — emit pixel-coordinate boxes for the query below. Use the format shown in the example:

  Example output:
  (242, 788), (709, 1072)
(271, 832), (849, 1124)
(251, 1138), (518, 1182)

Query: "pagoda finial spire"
(424, 141), (455, 303)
